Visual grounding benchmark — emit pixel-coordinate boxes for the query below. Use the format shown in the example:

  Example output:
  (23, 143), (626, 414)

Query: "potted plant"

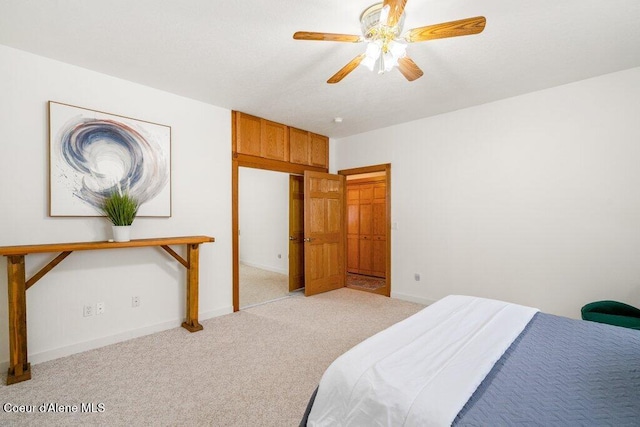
(102, 190), (139, 242)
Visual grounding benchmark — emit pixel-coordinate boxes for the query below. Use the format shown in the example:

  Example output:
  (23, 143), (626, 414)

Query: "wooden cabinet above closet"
(289, 127), (329, 168)
(289, 127), (309, 165)
(235, 112), (288, 161)
(233, 111), (328, 170)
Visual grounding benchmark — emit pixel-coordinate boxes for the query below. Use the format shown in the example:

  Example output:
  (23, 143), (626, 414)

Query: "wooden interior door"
(289, 175), (305, 291)
(304, 171), (345, 296)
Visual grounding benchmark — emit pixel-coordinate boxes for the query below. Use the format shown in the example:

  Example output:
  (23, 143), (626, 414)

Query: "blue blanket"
(454, 312), (640, 426)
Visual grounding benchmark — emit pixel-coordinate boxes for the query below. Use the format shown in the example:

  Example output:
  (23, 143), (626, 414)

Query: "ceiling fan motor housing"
(360, 3), (405, 40)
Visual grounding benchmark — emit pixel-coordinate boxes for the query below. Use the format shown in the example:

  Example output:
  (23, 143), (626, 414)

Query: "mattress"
(302, 297), (640, 426)
(304, 296), (538, 426)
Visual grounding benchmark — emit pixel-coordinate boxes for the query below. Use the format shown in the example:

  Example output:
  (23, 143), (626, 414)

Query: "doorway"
(238, 167), (293, 308)
(232, 160), (382, 309)
(339, 164), (391, 297)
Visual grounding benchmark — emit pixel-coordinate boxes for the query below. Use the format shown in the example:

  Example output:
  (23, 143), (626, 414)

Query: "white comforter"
(307, 295), (539, 426)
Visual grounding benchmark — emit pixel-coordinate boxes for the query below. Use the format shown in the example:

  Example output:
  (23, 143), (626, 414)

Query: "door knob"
(303, 237), (313, 242)
(289, 236), (296, 241)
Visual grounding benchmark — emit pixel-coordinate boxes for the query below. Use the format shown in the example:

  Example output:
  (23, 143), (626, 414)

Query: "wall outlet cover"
(83, 305), (94, 317)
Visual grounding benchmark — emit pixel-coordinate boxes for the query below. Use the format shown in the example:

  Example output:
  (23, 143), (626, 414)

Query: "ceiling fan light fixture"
(388, 39), (407, 58)
(364, 38), (407, 74)
(363, 40), (382, 71)
(359, 3), (408, 75)
(383, 52), (396, 72)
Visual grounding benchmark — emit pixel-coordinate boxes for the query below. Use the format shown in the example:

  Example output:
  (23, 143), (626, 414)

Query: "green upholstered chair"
(581, 300), (640, 330)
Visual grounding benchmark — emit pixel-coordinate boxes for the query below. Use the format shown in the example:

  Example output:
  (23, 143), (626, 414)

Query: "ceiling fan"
(293, 0), (486, 84)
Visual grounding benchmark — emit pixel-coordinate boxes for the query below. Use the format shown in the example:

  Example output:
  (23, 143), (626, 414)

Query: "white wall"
(0, 45), (232, 367)
(333, 67), (640, 318)
(238, 167), (289, 274)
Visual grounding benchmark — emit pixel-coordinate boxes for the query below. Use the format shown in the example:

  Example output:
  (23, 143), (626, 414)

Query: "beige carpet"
(240, 263), (290, 308)
(0, 288), (424, 426)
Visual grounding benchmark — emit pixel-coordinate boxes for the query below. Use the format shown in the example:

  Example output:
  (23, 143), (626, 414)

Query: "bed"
(301, 295), (640, 426)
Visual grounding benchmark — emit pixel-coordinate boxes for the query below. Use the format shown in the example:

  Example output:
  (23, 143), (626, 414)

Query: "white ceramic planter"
(112, 225), (132, 242)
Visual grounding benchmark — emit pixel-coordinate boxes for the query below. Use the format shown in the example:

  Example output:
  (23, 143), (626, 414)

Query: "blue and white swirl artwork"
(49, 102), (171, 217)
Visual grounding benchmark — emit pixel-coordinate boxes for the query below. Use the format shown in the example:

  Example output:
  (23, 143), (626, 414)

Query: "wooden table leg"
(6, 255), (31, 385)
(181, 244), (203, 332)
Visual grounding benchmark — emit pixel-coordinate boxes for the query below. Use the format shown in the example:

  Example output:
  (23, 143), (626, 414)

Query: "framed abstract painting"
(49, 101), (171, 217)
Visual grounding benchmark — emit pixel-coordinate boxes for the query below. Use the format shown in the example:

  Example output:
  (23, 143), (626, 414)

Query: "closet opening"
(238, 167), (302, 309)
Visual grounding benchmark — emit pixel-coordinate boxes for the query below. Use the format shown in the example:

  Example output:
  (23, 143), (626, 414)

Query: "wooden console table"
(0, 236), (215, 385)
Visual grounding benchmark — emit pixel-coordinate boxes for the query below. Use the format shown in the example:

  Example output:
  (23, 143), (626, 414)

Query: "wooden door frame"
(338, 164), (391, 297)
(232, 155), (326, 312)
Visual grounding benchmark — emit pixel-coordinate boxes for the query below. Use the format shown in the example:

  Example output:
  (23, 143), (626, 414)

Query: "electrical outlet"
(96, 302), (105, 315)
(414, 273), (421, 281)
(83, 305), (94, 317)
(132, 296), (140, 308)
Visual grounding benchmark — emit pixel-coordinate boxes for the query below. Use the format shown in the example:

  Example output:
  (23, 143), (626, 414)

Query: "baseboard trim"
(239, 261), (287, 276)
(391, 292), (436, 306)
(0, 305), (233, 369)
(201, 306), (234, 321)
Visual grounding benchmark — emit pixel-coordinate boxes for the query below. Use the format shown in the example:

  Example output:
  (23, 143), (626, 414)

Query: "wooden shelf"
(0, 236), (214, 256)
(1, 235), (215, 385)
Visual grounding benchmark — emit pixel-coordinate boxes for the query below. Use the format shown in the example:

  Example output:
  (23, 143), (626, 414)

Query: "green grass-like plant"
(102, 192), (139, 226)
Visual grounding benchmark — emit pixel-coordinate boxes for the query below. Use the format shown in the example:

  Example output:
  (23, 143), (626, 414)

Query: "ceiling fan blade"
(327, 54), (366, 84)
(383, 0), (408, 28)
(293, 32), (362, 42)
(405, 16), (486, 43)
(397, 56), (424, 81)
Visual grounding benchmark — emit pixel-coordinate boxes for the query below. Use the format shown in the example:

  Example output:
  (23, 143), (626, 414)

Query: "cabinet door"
(309, 133), (329, 168)
(373, 183), (386, 201)
(347, 235), (359, 273)
(372, 237), (386, 278)
(261, 119), (288, 161)
(358, 187), (372, 275)
(289, 127), (310, 165)
(347, 187), (359, 234)
(359, 201), (372, 236)
(235, 112), (262, 157)
(371, 182), (387, 278)
(372, 202), (386, 237)
(372, 183), (386, 237)
(359, 236), (372, 274)
(346, 185), (360, 274)
(359, 185), (373, 204)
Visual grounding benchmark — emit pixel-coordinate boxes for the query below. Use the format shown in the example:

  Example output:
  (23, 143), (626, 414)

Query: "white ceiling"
(1, 0), (639, 138)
